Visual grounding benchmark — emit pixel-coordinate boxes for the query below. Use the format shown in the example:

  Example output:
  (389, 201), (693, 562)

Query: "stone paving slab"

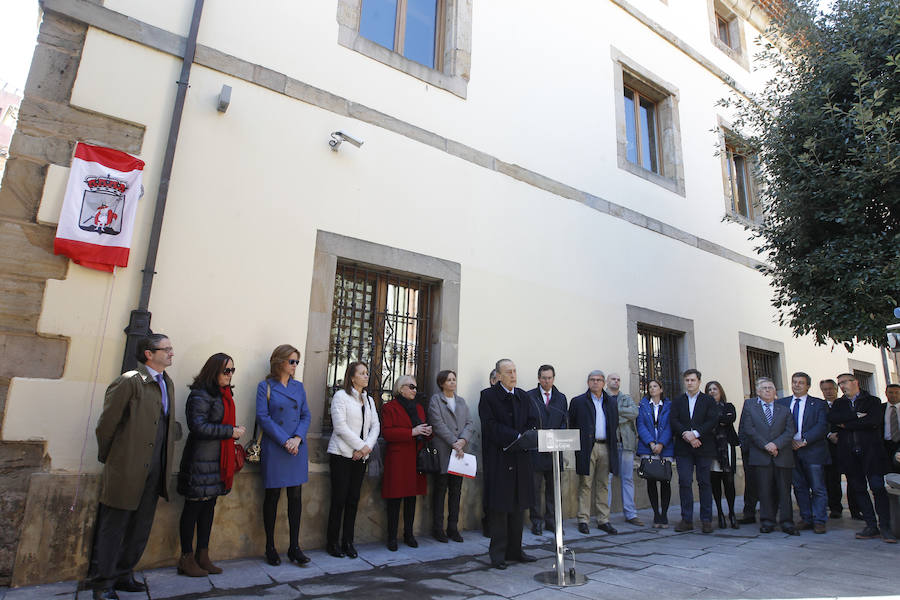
(144, 567), (213, 598)
(260, 557), (327, 582)
(208, 558), (273, 589)
(3, 581), (76, 600)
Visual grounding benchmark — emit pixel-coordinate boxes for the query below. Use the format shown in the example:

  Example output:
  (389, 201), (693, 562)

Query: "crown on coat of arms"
(84, 175), (127, 194)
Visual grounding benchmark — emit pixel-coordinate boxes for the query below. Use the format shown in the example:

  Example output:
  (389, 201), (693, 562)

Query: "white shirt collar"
(501, 384), (514, 394)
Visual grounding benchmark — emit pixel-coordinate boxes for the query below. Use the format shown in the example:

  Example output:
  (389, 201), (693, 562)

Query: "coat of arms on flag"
(54, 143), (145, 272)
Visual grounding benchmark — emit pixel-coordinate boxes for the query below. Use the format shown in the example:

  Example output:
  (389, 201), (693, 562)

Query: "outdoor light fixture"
(217, 84), (231, 113)
(329, 131), (364, 152)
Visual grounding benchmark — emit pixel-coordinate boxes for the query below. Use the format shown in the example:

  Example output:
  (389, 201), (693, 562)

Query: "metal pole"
(121, 0), (205, 372)
(552, 450), (565, 585)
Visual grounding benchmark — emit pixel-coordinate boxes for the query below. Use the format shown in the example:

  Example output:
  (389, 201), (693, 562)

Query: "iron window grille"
(747, 347), (778, 394)
(325, 263), (437, 428)
(637, 324), (682, 398)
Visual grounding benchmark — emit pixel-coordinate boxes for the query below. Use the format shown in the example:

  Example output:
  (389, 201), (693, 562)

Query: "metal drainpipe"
(121, 0), (205, 372)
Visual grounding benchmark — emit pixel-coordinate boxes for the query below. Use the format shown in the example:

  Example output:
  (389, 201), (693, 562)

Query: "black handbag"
(638, 455), (672, 482)
(416, 438), (441, 474)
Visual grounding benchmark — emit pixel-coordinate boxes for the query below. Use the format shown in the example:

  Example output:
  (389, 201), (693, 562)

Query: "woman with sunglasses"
(256, 344), (312, 566)
(176, 353), (246, 576)
(325, 361), (380, 558)
(381, 374), (432, 551)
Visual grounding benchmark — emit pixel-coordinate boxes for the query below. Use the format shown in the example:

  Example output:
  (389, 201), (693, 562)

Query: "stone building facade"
(0, 0), (892, 587)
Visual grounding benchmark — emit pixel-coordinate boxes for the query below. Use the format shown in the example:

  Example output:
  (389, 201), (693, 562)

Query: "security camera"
(329, 131), (364, 151)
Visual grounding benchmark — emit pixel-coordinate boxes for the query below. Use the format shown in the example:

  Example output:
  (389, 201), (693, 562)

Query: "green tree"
(722, 0), (900, 350)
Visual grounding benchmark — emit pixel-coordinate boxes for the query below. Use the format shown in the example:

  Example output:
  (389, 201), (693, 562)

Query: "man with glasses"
(89, 334), (179, 599)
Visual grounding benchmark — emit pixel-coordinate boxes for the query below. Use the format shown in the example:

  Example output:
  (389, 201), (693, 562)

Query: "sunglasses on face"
(222, 368), (236, 375)
(288, 359), (300, 365)
(406, 384), (417, 390)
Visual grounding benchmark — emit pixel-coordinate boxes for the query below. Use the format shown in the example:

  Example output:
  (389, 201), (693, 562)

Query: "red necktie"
(544, 391), (550, 406)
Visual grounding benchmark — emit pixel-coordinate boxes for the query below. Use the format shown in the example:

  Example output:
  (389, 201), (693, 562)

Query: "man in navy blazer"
(569, 370), (619, 535)
(670, 369), (719, 533)
(526, 364), (568, 535)
(777, 371), (829, 533)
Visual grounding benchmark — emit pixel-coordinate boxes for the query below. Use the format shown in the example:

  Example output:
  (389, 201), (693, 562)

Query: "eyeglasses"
(288, 359), (300, 365)
(223, 368), (236, 375)
(152, 347), (174, 353)
(406, 384), (417, 390)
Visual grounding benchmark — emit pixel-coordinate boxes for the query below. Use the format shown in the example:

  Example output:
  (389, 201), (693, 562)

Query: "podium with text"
(533, 429), (586, 587)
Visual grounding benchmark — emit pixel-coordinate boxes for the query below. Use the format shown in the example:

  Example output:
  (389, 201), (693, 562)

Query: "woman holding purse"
(177, 353), (245, 576)
(706, 380), (739, 529)
(256, 344), (312, 566)
(381, 374), (432, 551)
(636, 379), (673, 528)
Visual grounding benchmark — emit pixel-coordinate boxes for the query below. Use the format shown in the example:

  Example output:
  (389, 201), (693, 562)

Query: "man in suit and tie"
(527, 364), (568, 535)
(739, 377), (798, 534)
(479, 359), (540, 569)
(777, 372), (829, 533)
(90, 334), (178, 600)
(829, 373), (894, 542)
(569, 370), (619, 535)
(884, 384), (900, 474)
(482, 367), (502, 538)
(670, 369), (718, 533)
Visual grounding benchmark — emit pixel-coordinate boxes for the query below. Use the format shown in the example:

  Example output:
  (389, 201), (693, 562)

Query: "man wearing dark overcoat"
(479, 358), (539, 569)
(90, 334), (178, 599)
(526, 364), (568, 535)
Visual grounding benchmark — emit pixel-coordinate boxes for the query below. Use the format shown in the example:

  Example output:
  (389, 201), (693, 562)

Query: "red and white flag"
(54, 143), (144, 272)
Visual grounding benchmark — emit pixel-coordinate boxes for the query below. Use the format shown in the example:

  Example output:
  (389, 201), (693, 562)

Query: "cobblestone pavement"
(3, 504), (899, 600)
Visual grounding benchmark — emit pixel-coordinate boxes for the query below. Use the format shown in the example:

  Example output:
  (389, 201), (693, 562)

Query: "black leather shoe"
(760, 525), (774, 533)
(531, 523), (542, 535)
(433, 529), (449, 543)
(829, 511), (842, 519)
(265, 547), (281, 566)
(404, 534), (418, 548)
(492, 560), (508, 570)
(288, 547), (311, 565)
(93, 589), (120, 600)
(717, 514), (727, 529)
(447, 529), (464, 542)
(387, 538), (398, 551)
(326, 542), (345, 558)
(598, 522), (618, 535)
(114, 577), (146, 592)
(738, 515), (757, 524)
(782, 525), (800, 536)
(578, 522), (590, 534)
(851, 512), (865, 520)
(516, 552), (538, 563)
(341, 542), (358, 558)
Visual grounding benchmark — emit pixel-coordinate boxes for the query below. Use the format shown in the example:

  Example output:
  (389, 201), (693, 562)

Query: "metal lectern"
(533, 429), (586, 587)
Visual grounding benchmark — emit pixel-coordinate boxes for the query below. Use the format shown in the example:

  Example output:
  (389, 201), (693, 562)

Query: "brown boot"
(177, 552), (208, 577)
(195, 548), (222, 574)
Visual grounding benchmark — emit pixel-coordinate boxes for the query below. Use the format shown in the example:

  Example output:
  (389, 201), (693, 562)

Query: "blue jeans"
(676, 454), (712, 522)
(611, 445), (637, 519)
(792, 455), (827, 525)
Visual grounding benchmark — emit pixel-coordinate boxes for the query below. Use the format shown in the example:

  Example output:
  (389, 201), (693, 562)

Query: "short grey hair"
(393, 374), (416, 396)
(495, 358), (514, 372)
(587, 369), (606, 381)
(755, 377), (775, 390)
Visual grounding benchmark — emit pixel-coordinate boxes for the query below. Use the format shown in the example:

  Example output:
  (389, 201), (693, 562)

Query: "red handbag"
(234, 443), (246, 472)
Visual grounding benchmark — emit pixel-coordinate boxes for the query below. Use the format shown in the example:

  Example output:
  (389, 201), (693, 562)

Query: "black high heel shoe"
(265, 547), (281, 566)
(326, 542), (345, 558)
(717, 514), (727, 529)
(341, 541), (358, 559)
(287, 547), (311, 565)
(729, 513), (739, 529)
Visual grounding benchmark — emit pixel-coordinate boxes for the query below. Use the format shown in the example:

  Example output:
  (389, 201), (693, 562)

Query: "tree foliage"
(722, 0), (900, 350)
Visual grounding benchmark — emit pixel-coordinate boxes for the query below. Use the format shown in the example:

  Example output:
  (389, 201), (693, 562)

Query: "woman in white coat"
(325, 361), (380, 559)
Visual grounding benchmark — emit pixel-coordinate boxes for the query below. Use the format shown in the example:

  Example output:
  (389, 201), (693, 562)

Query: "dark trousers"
(432, 473), (463, 533)
(327, 454), (366, 545)
(179, 497), (217, 554)
(756, 464), (793, 527)
(530, 470), (555, 528)
(824, 463), (844, 513)
(264, 485), (302, 550)
(386, 496), (417, 540)
(90, 469), (161, 590)
(742, 462), (758, 517)
(488, 509), (524, 565)
(676, 454), (712, 522)
(846, 468), (890, 530)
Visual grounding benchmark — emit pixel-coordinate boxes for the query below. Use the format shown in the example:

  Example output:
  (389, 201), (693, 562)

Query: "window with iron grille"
(637, 324), (682, 398)
(853, 370), (873, 393)
(325, 263), (437, 426)
(747, 347), (778, 393)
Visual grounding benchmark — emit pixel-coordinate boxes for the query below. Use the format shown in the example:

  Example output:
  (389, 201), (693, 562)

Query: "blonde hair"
(267, 344), (300, 380)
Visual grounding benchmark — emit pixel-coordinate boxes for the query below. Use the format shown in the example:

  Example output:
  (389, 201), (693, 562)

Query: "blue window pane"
(360, 0), (398, 51)
(639, 98), (658, 173)
(624, 89), (638, 165)
(404, 0), (438, 68)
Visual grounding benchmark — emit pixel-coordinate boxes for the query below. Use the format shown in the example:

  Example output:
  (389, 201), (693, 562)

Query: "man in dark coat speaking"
(479, 358), (539, 569)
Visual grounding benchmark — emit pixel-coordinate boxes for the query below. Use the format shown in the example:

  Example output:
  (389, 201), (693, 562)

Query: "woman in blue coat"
(256, 344), (311, 567)
(636, 379), (674, 528)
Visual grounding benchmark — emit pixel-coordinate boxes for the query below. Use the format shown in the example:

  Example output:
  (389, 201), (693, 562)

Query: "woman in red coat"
(382, 374), (432, 551)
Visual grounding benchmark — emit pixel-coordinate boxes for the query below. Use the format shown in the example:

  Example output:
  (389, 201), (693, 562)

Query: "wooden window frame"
(623, 84), (661, 176)
(725, 141), (753, 220)
(362, 0), (446, 71)
(715, 13), (732, 48)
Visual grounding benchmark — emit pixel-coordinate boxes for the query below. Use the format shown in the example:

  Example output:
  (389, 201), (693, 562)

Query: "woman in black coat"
(705, 381), (739, 529)
(177, 353), (246, 576)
